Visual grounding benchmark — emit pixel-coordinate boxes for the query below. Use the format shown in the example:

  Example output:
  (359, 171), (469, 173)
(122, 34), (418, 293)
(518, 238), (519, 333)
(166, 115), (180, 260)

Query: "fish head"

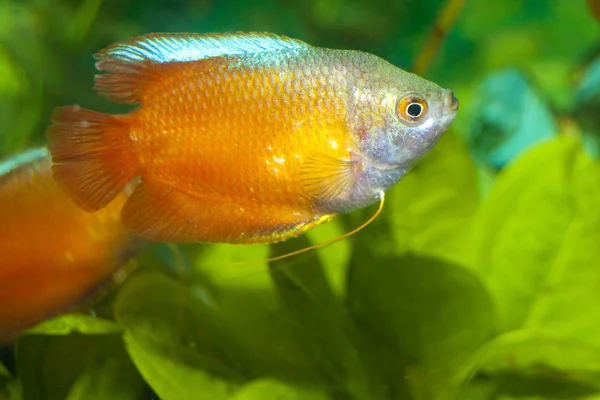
(348, 64), (458, 169)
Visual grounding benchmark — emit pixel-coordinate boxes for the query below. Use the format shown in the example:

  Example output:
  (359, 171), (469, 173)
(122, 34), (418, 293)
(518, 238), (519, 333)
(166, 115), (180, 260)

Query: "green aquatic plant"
(2, 0), (600, 399)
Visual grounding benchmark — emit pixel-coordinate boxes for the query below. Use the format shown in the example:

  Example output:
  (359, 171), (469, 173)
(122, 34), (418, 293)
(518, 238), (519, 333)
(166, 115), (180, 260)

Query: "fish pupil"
(407, 103), (423, 118)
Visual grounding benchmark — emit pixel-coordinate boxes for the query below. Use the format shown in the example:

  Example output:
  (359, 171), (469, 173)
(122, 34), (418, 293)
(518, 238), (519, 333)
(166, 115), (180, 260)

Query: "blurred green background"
(2, 0), (600, 399)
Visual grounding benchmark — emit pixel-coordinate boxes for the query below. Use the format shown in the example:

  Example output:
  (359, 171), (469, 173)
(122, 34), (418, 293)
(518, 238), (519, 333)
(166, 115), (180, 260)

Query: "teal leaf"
(24, 314), (121, 336)
(467, 68), (557, 168)
(347, 253), (495, 400)
(470, 136), (600, 345)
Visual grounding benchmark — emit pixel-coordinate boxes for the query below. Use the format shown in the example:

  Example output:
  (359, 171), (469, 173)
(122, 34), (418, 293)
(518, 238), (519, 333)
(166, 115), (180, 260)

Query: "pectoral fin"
(300, 153), (357, 201)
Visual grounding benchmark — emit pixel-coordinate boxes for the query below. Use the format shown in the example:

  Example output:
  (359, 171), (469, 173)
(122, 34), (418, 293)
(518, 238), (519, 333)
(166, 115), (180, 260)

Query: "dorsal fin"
(94, 32), (310, 104)
(0, 148), (48, 177)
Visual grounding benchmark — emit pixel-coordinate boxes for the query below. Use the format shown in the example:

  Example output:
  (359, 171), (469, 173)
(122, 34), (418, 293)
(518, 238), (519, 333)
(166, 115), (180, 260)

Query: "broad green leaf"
(189, 216), (350, 296)
(0, 363), (20, 400)
(304, 217), (351, 297)
(114, 271), (242, 400)
(387, 133), (480, 266)
(124, 333), (232, 400)
(470, 136), (600, 345)
(347, 253), (495, 400)
(65, 355), (143, 400)
(454, 379), (497, 400)
(0, 365), (10, 379)
(269, 238), (377, 400)
(116, 268), (320, 391)
(192, 282), (322, 384)
(478, 330), (600, 379)
(191, 243), (272, 291)
(16, 334), (141, 400)
(467, 330), (600, 398)
(231, 378), (329, 400)
(24, 314), (121, 336)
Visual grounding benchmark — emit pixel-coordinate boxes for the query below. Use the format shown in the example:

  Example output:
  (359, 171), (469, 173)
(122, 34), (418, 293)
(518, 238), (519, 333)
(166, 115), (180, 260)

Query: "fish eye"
(397, 94), (428, 123)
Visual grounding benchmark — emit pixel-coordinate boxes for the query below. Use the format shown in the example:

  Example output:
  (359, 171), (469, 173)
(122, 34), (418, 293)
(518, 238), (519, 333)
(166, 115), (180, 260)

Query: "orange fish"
(46, 32), (458, 244)
(0, 148), (134, 343)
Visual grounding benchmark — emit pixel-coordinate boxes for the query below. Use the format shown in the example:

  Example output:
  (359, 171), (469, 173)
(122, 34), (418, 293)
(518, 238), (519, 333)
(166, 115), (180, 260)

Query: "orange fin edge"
(122, 182), (334, 244)
(45, 106), (137, 211)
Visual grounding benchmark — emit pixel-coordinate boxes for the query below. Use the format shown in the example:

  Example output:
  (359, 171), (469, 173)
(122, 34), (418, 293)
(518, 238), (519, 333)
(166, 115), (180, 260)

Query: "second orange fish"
(47, 32), (458, 244)
(0, 148), (134, 343)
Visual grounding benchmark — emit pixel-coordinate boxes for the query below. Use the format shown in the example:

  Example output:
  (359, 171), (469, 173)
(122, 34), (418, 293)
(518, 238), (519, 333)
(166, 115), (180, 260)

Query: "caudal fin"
(46, 106), (138, 212)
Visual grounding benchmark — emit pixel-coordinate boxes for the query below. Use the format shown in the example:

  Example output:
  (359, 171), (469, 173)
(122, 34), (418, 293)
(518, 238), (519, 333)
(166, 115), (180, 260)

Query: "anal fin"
(122, 182), (332, 244)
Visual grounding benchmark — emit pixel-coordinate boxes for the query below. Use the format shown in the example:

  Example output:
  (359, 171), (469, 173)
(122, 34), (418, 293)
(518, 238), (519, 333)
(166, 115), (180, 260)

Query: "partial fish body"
(0, 148), (133, 343)
(47, 32), (458, 244)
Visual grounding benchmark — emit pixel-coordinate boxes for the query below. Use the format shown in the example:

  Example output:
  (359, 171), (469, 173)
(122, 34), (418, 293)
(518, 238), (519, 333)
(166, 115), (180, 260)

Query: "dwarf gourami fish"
(0, 148), (133, 343)
(46, 32), (458, 244)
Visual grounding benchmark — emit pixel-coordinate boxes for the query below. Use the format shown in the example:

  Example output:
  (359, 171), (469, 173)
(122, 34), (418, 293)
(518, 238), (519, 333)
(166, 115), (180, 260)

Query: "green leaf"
(470, 136), (600, 345)
(16, 334), (142, 400)
(469, 330), (600, 399)
(231, 378), (329, 400)
(0, 365), (10, 380)
(188, 216), (350, 297)
(387, 133), (480, 266)
(24, 314), (121, 336)
(117, 257), (322, 391)
(124, 333), (232, 400)
(114, 271), (242, 400)
(269, 238), (377, 400)
(190, 243), (272, 291)
(453, 378), (497, 400)
(347, 253), (495, 400)
(479, 330), (600, 377)
(304, 218), (352, 297)
(0, 363), (20, 400)
(65, 353), (143, 400)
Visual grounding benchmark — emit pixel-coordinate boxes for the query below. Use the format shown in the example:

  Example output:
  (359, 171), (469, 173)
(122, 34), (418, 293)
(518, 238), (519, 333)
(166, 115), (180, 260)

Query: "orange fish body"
(47, 32), (458, 244)
(0, 148), (133, 342)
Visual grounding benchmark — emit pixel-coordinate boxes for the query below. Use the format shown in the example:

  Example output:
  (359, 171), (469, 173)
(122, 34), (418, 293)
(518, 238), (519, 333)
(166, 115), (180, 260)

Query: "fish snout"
(443, 90), (459, 113)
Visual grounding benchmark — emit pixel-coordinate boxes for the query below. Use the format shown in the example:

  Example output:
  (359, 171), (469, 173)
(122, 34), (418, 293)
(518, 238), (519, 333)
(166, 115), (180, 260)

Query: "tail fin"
(46, 106), (138, 212)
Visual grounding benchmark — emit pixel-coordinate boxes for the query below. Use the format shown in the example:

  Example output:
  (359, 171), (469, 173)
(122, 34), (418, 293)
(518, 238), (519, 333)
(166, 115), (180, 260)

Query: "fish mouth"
(443, 89), (459, 115)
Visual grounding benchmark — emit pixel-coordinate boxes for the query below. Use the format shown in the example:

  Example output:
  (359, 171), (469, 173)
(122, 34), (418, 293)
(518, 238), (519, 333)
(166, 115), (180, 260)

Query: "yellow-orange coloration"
(47, 32), (458, 245)
(0, 149), (133, 343)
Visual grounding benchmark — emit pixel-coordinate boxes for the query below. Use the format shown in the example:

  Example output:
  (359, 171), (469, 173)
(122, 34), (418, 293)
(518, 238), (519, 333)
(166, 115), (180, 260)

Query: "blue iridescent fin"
(93, 32), (309, 104)
(0, 148), (48, 177)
